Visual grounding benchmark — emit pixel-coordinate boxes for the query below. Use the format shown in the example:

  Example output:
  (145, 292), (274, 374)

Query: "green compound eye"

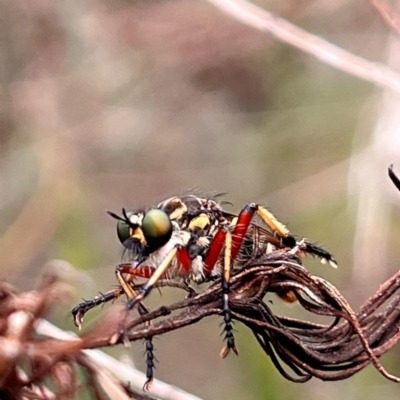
(116, 216), (132, 245)
(142, 209), (173, 251)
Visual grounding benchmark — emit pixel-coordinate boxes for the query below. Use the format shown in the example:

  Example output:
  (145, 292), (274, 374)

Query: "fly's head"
(108, 208), (173, 261)
(110, 195), (227, 266)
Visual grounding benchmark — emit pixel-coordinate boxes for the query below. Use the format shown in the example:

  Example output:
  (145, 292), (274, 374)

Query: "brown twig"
(1, 249), (400, 398)
(372, 0), (400, 35)
(206, 0), (400, 93)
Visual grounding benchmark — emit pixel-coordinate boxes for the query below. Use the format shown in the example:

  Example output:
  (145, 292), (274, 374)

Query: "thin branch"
(36, 319), (204, 400)
(206, 0), (400, 93)
(372, 0), (400, 35)
(2, 250), (400, 398)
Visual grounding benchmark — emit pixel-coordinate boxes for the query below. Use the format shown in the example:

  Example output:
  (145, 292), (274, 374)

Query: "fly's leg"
(219, 230), (238, 358)
(112, 246), (188, 389)
(203, 227), (236, 356)
(122, 247), (179, 313)
(71, 262), (157, 331)
(231, 203), (337, 267)
(389, 164), (400, 192)
(72, 288), (124, 330)
(203, 226), (239, 357)
(113, 263), (158, 390)
(217, 205), (269, 357)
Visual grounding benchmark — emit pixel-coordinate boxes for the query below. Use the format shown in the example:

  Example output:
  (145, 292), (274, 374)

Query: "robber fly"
(72, 195), (336, 389)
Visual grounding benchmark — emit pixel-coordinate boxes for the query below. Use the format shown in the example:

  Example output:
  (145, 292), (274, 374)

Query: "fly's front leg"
(113, 246), (185, 342)
(113, 263), (158, 390)
(72, 287), (124, 330)
(71, 263), (155, 331)
(124, 247), (179, 312)
(111, 246), (182, 389)
(114, 263), (148, 344)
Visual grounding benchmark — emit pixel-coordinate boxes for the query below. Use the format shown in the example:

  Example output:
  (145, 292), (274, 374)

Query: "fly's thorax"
(158, 197), (188, 221)
(158, 195), (225, 228)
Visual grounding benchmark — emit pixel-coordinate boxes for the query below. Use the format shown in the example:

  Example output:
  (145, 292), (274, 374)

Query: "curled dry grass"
(2, 162), (400, 400)
(1, 248), (400, 399)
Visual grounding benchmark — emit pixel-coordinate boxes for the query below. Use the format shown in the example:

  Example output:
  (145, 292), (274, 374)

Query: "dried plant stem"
(36, 319), (204, 400)
(2, 251), (400, 398)
(207, 0), (400, 92)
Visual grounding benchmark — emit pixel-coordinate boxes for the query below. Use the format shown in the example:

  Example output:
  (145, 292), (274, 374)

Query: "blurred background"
(1, 0), (400, 399)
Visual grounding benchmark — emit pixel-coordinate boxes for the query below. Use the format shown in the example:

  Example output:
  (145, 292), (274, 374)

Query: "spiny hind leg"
(232, 203), (337, 267)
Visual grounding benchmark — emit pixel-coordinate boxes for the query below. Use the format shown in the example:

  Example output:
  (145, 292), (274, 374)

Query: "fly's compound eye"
(142, 209), (173, 251)
(116, 211), (135, 246)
